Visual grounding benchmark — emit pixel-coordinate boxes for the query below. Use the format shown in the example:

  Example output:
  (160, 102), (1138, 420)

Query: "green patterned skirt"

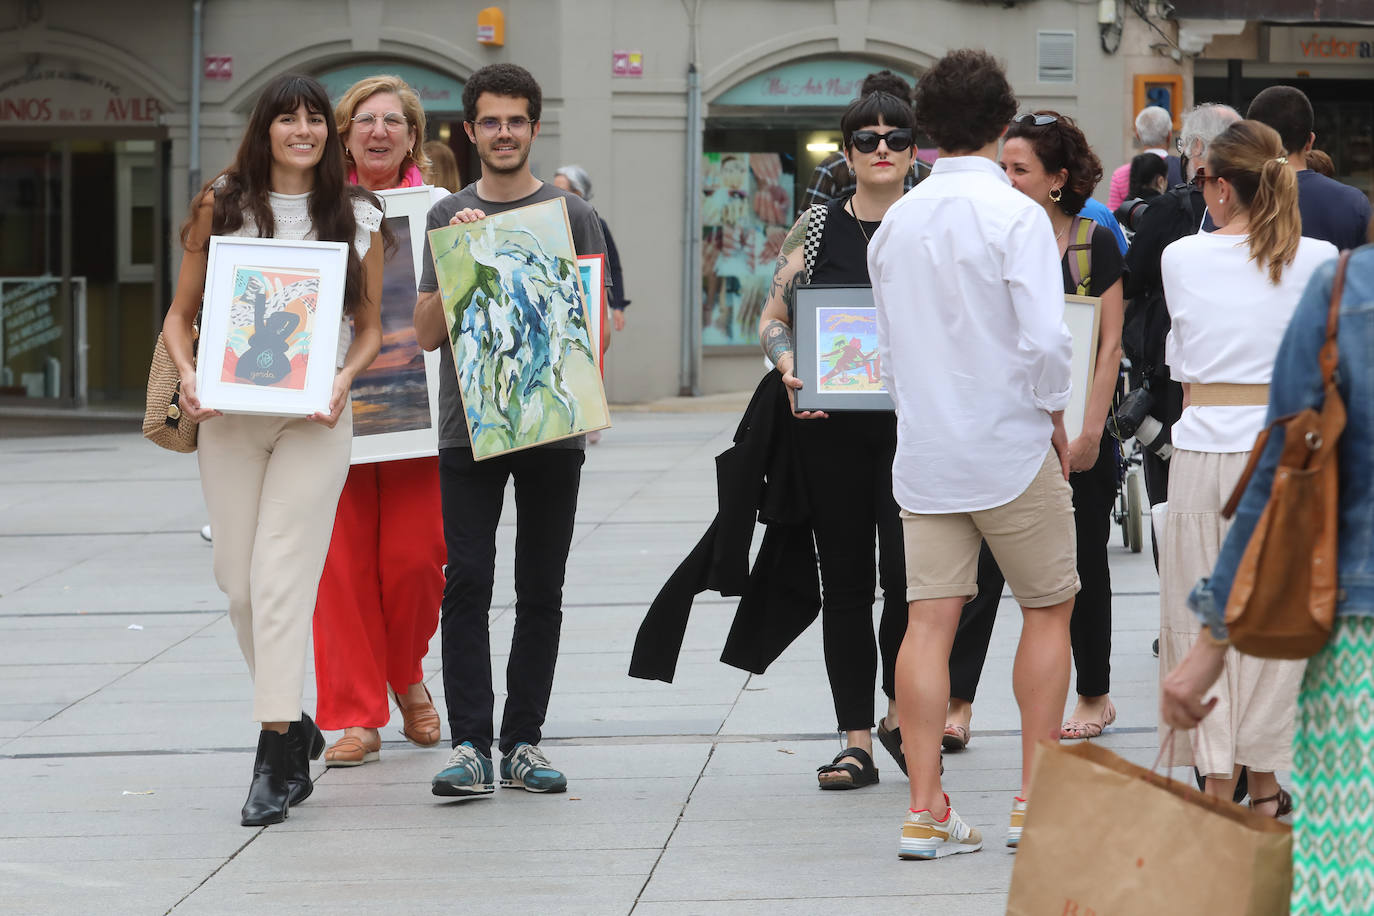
(1291, 615), (1374, 914)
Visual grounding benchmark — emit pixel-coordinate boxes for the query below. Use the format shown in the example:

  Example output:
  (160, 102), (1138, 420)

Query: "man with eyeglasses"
(414, 62), (609, 801)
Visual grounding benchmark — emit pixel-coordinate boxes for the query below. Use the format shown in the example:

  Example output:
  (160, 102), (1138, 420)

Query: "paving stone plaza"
(1, 407), (1164, 914)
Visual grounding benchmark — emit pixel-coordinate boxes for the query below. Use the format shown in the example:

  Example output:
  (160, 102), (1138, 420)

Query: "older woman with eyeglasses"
(311, 75), (445, 769)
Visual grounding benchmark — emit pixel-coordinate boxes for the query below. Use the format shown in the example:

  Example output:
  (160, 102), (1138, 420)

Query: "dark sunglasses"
(1191, 168), (1221, 191)
(850, 129), (913, 154)
(1015, 113), (1059, 127)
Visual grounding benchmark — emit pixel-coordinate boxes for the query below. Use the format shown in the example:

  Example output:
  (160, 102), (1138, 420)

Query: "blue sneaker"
(431, 742), (494, 797)
(500, 743), (567, 793)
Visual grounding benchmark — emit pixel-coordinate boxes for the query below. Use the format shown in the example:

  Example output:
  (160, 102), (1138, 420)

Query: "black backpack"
(1122, 186), (1207, 383)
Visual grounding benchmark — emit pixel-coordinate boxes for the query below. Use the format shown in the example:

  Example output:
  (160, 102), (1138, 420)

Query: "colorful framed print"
(1064, 294), (1103, 441)
(578, 253), (606, 370)
(793, 284), (894, 412)
(428, 197), (611, 460)
(196, 236), (348, 416)
(350, 186), (448, 464)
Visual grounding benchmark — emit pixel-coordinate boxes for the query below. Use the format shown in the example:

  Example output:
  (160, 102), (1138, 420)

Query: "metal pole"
(188, 0), (203, 201)
(679, 63), (702, 397)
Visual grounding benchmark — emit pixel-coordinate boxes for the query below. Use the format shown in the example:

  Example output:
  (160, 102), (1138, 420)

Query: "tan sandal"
(1061, 698), (1117, 740)
(389, 684), (442, 747)
(942, 724), (970, 751)
(324, 733), (381, 768)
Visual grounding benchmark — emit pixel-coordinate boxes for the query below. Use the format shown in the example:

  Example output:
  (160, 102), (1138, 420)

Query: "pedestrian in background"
(161, 72), (384, 826)
(1128, 151), (1169, 202)
(310, 74), (445, 769)
(1107, 105), (1183, 210)
(755, 89), (916, 791)
(870, 49), (1077, 860)
(554, 165), (630, 331)
(423, 139), (461, 191)
(1157, 119), (1336, 817)
(944, 110), (1124, 747)
(1163, 243), (1374, 916)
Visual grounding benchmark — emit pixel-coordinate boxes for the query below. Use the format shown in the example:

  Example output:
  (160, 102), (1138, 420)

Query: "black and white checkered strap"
(802, 203), (828, 284)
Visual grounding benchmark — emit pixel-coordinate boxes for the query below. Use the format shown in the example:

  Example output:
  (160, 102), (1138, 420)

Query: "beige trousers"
(198, 408), (351, 722)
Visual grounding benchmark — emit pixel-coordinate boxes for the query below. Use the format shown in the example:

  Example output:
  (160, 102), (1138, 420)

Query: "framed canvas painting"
(1063, 294), (1102, 440)
(196, 236), (348, 416)
(349, 186), (448, 463)
(792, 284), (894, 412)
(428, 196), (611, 460)
(578, 253), (606, 370)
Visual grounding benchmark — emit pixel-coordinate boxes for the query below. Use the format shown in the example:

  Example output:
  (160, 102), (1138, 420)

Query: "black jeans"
(794, 412), (907, 732)
(948, 435), (1117, 701)
(438, 446), (584, 758)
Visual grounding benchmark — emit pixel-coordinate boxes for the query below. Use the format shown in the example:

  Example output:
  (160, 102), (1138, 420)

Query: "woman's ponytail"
(1208, 120), (1301, 284)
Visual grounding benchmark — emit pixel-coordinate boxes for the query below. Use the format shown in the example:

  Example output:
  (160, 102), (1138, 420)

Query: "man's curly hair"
(913, 49), (1017, 153)
(1004, 111), (1104, 216)
(463, 63), (542, 123)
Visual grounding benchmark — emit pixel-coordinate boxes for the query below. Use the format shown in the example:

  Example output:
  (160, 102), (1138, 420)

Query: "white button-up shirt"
(869, 155), (1073, 513)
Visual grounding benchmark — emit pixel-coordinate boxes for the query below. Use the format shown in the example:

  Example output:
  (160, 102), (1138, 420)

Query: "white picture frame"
(349, 185), (448, 464)
(1063, 293), (1103, 440)
(196, 236), (348, 416)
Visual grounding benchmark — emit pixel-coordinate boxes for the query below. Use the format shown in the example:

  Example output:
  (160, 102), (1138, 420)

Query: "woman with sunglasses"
(1158, 119), (1336, 818)
(757, 90), (915, 789)
(162, 72), (383, 825)
(942, 111), (1126, 748)
(309, 75), (445, 769)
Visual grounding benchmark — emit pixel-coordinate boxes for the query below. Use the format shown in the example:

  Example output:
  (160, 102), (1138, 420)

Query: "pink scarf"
(348, 162), (426, 189)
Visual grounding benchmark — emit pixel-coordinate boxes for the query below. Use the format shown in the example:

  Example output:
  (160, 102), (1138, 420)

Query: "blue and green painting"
(815, 307), (885, 394)
(429, 198), (609, 459)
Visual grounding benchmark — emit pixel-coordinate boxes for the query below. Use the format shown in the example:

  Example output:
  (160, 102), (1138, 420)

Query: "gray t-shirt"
(418, 182), (608, 451)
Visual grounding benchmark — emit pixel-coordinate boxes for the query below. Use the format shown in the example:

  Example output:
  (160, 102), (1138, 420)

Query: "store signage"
(204, 56), (233, 80)
(0, 69), (162, 125)
(1, 279), (62, 360)
(612, 50), (643, 78)
(714, 59), (913, 107)
(317, 62), (465, 113)
(1270, 26), (1374, 64)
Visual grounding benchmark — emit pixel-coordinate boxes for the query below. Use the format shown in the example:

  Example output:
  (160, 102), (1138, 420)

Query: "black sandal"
(1250, 787), (1293, 819)
(877, 718), (907, 776)
(817, 747), (879, 790)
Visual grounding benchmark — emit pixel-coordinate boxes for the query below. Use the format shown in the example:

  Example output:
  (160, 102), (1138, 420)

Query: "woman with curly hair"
(161, 72), (384, 825)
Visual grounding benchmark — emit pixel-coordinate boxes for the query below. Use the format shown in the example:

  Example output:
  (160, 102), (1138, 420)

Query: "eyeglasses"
(470, 117), (535, 136)
(850, 129), (913, 153)
(351, 111), (408, 132)
(1015, 113), (1059, 127)
(1191, 168), (1221, 191)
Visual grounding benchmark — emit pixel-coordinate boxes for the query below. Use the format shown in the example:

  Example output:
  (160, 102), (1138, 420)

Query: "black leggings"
(794, 412), (907, 733)
(947, 434), (1118, 701)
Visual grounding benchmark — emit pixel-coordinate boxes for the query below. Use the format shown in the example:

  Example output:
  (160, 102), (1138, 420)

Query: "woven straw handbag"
(142, 328), (198, 453)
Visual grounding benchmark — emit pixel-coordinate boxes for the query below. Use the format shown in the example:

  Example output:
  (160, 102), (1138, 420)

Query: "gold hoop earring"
(1048, 186), (1063, 203)
(407, 147), (414, 159)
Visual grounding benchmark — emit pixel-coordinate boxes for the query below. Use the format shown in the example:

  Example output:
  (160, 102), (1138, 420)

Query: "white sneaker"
(899, 794), (983, 860)
(1007, 796), (1027, 848)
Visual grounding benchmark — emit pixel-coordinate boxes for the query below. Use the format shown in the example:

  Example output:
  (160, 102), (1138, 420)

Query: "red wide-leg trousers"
(312, 457), (444, 730)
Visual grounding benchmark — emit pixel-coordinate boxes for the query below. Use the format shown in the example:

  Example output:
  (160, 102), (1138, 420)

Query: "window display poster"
(700, 152), (795, 347)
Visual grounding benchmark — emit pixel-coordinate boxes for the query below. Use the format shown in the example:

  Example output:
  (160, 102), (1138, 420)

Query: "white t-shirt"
(869, 156), (1073, 513)
(1162, 231), (1337, 452)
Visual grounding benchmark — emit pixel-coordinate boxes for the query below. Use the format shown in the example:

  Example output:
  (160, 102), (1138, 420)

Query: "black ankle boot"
(284, 713), (325, 806)
(240, 729), (290, 826)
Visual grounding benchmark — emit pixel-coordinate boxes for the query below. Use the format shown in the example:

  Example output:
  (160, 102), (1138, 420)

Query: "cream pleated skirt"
(1157, 448), (1304, 776)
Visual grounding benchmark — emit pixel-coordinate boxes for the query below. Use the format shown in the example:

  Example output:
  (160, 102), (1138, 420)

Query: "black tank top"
(809, 195), (882, 285)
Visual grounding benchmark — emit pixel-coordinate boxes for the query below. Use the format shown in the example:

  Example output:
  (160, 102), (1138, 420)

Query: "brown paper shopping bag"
(1007, 740), (1291, 916)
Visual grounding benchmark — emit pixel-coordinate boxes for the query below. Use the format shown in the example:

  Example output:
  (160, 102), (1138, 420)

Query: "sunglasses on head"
(1015, 113), (1059, 127)
(850, 128), (913, 154)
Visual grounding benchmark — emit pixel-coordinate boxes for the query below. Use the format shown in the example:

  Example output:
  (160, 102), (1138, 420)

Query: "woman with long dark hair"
(162, 72), (384, 826)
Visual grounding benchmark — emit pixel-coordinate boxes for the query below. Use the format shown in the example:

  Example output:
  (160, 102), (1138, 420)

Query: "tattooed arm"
(757, 210), (826, 419)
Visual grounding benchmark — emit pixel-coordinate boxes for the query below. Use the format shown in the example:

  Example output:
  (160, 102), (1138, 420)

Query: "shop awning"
(1170, 0), (1373, 20)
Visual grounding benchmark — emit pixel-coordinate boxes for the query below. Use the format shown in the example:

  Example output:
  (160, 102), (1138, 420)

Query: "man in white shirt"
(868, 48), (1079, 861)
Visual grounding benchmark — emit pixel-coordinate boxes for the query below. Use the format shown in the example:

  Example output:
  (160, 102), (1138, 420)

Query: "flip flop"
(942, 723), (970, 751)
(1061, 699), (1117, 740)
(817, 746), (879, 790)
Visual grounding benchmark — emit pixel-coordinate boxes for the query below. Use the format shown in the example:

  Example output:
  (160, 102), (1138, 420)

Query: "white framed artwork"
(1063, 293), (1103, 440)
(196, 236), (349, 416)
(349, 185), (448, 463)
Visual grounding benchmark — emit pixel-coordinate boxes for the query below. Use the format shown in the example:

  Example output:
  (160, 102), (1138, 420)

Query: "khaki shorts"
(901, 449), (1080, 608)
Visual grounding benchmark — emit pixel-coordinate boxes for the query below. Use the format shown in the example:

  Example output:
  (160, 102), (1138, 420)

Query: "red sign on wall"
(204, 57), (233, 81)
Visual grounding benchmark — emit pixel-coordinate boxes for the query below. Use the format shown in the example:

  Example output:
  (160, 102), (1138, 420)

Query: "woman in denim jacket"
(1163, 243), (1374, 915)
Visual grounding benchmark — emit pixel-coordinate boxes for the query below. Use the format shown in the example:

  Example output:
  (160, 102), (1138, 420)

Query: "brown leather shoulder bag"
(1220, 250), (1351, 659)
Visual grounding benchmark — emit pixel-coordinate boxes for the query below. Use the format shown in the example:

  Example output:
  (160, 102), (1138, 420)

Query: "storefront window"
(0, 143), (67, 398)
